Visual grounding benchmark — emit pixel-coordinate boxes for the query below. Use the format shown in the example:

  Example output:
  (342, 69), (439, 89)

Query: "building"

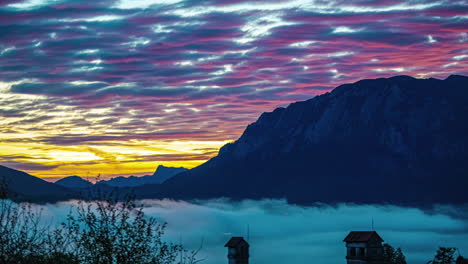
(344, 231), (384, 264)
(225, 237), (249, 264)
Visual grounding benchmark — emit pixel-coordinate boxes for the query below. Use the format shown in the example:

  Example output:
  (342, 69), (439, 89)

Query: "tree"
(62, 194), (201, 264)
(429, 247), (457, 264)
(383, 243), (407, 264)
(0, 181), (201, 264)
(0, 180), (58, 264)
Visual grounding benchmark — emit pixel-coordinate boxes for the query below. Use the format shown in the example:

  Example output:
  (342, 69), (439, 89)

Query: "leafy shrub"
(0, 183), (200, 264)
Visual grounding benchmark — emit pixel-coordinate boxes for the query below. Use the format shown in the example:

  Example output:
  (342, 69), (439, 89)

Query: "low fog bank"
(39, 199), (468, 264)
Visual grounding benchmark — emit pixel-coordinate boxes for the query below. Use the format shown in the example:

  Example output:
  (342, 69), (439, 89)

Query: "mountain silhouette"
(97, 165), (188, 187)
(55, 176), (93, 189)
(0, 165), (75, 201)
(134, 75), (468, 204)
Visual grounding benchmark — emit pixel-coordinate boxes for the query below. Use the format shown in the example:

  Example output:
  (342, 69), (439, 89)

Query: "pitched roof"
(343, 231), (383, 243)
(225, 237), (249, 248)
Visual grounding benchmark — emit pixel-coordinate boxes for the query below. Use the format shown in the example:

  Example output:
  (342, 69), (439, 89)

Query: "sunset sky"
(0, 0), (467, 180)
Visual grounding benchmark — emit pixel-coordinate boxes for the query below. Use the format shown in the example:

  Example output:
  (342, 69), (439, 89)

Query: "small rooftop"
(225, 237), (249, 248)
(343, 231), (383, 243)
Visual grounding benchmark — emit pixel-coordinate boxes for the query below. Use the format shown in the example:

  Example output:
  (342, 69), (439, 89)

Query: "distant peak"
(54, 175), (79, 182)
(55, 175), (92, 189)
(156, 164), (186, 170)
(56, 175), (88, 182)
(387, 75), (416, 81)
(446, 74), (468, 81)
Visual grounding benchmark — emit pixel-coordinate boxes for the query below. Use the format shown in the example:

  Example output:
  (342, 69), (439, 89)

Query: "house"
(344, 231), (384, 264)
(225, 237), (249, 264)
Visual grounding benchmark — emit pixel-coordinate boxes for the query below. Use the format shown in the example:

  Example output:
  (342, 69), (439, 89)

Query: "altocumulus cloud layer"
(0, 0), (467, 178)
(40, 199), (468, 264)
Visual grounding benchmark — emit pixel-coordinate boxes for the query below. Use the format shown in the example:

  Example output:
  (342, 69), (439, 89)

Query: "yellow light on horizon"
(0, 138), (230, 180)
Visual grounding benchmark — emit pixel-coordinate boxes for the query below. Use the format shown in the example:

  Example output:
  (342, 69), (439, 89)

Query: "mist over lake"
(38, 199), (468, 264)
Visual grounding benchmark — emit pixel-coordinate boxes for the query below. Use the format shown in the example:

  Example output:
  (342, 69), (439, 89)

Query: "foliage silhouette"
(428, 247), (457, 264)
(383, 243), (407, 264)
(0, 182), (201, 264)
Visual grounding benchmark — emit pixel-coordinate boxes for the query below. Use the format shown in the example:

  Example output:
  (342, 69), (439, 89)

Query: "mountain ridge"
(55, 176), (93, 189)
(98, 165), (188, 187)
(0, 165), (76, 201)
(53, 165), (188, 190)
(133, 74), (468, 204)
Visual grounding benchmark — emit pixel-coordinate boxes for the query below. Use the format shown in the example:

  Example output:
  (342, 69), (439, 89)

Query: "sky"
(0, 0), (467, 180)
(40, 199), (468, 264)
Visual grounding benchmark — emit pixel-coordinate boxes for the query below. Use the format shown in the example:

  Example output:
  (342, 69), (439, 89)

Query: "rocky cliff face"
(221, 75), (467, 162)
(138, 75), (468, 204)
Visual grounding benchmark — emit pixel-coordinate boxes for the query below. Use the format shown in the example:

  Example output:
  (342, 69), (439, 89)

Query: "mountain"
(0, 165), (75, 201)
(135, 75), (468, 204)
(55, 176), (93, 189)
(152, 165), (189, 182)
(98, 165), (188, 187)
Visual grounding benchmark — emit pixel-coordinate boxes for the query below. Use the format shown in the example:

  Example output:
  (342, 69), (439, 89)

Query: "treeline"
(384, 243), (463, 264)
(0, 185), (201, 264)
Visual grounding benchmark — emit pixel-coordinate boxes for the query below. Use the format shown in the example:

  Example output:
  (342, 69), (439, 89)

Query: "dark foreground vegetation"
(0, 184), (201, 264)
(384, 245), (466, 264)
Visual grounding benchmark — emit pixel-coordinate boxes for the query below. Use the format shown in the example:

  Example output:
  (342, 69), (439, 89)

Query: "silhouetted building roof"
(225, 237), (249, 248)
(343, 231), (383, 243)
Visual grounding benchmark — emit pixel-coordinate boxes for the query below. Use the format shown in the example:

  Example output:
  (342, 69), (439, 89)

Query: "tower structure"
(225, 237), (249, 264)
(344, 231), (384, 264)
